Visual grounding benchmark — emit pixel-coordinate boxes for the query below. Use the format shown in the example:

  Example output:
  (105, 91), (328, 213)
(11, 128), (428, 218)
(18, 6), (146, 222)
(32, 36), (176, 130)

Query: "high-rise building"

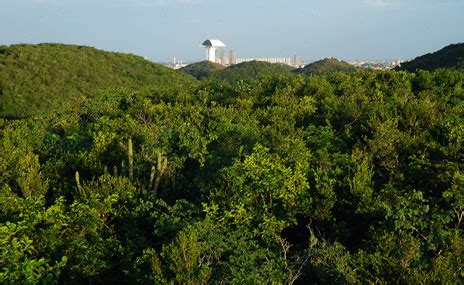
(235, 57), (292, 65)
(221, 53), (225, 65)
(229, 49), (236, 65)
(217, 49), (225, 65)
(201, 39), (226, 62)
(294, 55), (301, 67)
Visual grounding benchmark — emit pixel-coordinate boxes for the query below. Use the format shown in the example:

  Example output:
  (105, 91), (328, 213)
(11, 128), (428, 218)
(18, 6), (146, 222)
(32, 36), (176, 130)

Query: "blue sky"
(1, 0), (463, 62)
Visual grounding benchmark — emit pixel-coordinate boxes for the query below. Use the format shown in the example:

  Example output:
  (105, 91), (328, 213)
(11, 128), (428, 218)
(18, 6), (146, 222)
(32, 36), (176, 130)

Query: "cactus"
(152, 152), (168, 195)
(149, 165), (156, 190)
(103, 165), (109, 176)
(113, 165), (118, 177)
(121, 160), (126, 176)
(75, 171), (85, 197)
(128, 138), (134, 179)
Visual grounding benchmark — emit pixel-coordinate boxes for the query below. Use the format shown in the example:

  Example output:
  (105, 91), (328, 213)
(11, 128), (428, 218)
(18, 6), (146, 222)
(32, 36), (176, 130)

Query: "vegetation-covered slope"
(296, 58), (356, 75)
(396, 43), (464, 72)
(0, 43), (196, 118)
(2, 68), (463, 284)
(208, 60), (295, 83)
(180, 60), (226, 79)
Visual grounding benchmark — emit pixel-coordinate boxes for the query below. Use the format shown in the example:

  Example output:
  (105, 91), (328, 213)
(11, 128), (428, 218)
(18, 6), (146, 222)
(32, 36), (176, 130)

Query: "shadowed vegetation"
(295, 58), (356, 75)
(396, 43), (464, 72)
(180, 60), (226, 79)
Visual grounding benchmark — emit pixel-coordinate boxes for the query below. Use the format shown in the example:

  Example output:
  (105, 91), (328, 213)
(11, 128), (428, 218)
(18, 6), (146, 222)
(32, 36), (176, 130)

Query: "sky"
(1, 0), (463, 62)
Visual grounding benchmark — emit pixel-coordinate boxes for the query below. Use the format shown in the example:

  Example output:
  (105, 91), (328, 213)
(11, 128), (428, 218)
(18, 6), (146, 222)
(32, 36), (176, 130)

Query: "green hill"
(296, 58), (356, 75)
(180, 60), (226, 79)
(208, 60), (295, 83)
(396, 43), (464, 72)
(0, 43), (196, 118)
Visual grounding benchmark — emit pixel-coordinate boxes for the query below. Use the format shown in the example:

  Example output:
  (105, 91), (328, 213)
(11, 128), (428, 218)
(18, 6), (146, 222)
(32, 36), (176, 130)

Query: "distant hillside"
(180, 60), (226, 79)
(208, 60), (295, 83)
(296, 58), (356, 75)
(0, 43), (196, 118)
(396, 43), (464, 72)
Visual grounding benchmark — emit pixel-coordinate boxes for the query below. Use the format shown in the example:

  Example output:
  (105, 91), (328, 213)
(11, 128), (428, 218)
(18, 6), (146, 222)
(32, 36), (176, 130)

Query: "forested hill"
(296, 58), (356, 75)
(208, 60), (295, 83)
(0, 43), (196, 118)
(396, 43), (464, 72)
(180, 60), (226, 79)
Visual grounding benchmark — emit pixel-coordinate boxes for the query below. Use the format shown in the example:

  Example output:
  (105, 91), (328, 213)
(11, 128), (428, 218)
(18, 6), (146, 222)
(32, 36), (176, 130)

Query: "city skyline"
(1, 0), (463, 62)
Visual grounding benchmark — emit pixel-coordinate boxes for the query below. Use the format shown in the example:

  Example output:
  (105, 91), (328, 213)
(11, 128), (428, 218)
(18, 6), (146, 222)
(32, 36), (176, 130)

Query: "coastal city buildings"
(166, 39), (404, 70)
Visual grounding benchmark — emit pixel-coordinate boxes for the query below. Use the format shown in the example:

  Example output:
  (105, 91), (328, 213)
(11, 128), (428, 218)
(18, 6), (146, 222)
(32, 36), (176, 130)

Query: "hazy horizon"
(1, 0), (463, 62)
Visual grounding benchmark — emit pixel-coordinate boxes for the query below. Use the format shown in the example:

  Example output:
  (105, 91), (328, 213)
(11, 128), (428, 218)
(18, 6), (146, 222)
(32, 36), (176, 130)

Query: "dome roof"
(202, 39), (226, 47)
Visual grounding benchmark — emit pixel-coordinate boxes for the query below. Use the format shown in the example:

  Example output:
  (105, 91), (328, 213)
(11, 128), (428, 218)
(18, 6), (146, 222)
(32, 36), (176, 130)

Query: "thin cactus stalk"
(128, 138), (134, 179)
(157, 151), (162, 170)
(121, 160), (126, 176)
(149, 165), (156, 191)
(103, 165), (109, 175)
(153, 153), (168, 194)
(75, 171), (84, 197)
(113, 165), (118, 177)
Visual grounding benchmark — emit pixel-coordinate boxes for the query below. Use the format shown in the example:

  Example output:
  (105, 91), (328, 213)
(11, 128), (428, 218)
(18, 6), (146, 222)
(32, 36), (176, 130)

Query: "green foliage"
(210, 144), (310, 241)
(1, 62), (463, 283)
(0, 220), (68, 284)
(348, 150), (375, 214)
(161, 227), (212, 284)
(1, 121), (49, 199)
(301, 238), (359, 284)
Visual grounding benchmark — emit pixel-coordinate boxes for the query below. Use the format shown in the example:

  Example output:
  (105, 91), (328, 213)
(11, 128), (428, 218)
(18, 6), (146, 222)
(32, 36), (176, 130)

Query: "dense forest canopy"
(295, 58), (356, 75)
(0, 43), (196, 118)
(1, 43), (463, 284)
(396, 43), (464, 72)
(180, 60), (226, 80)
(207, 60), (295, 83)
